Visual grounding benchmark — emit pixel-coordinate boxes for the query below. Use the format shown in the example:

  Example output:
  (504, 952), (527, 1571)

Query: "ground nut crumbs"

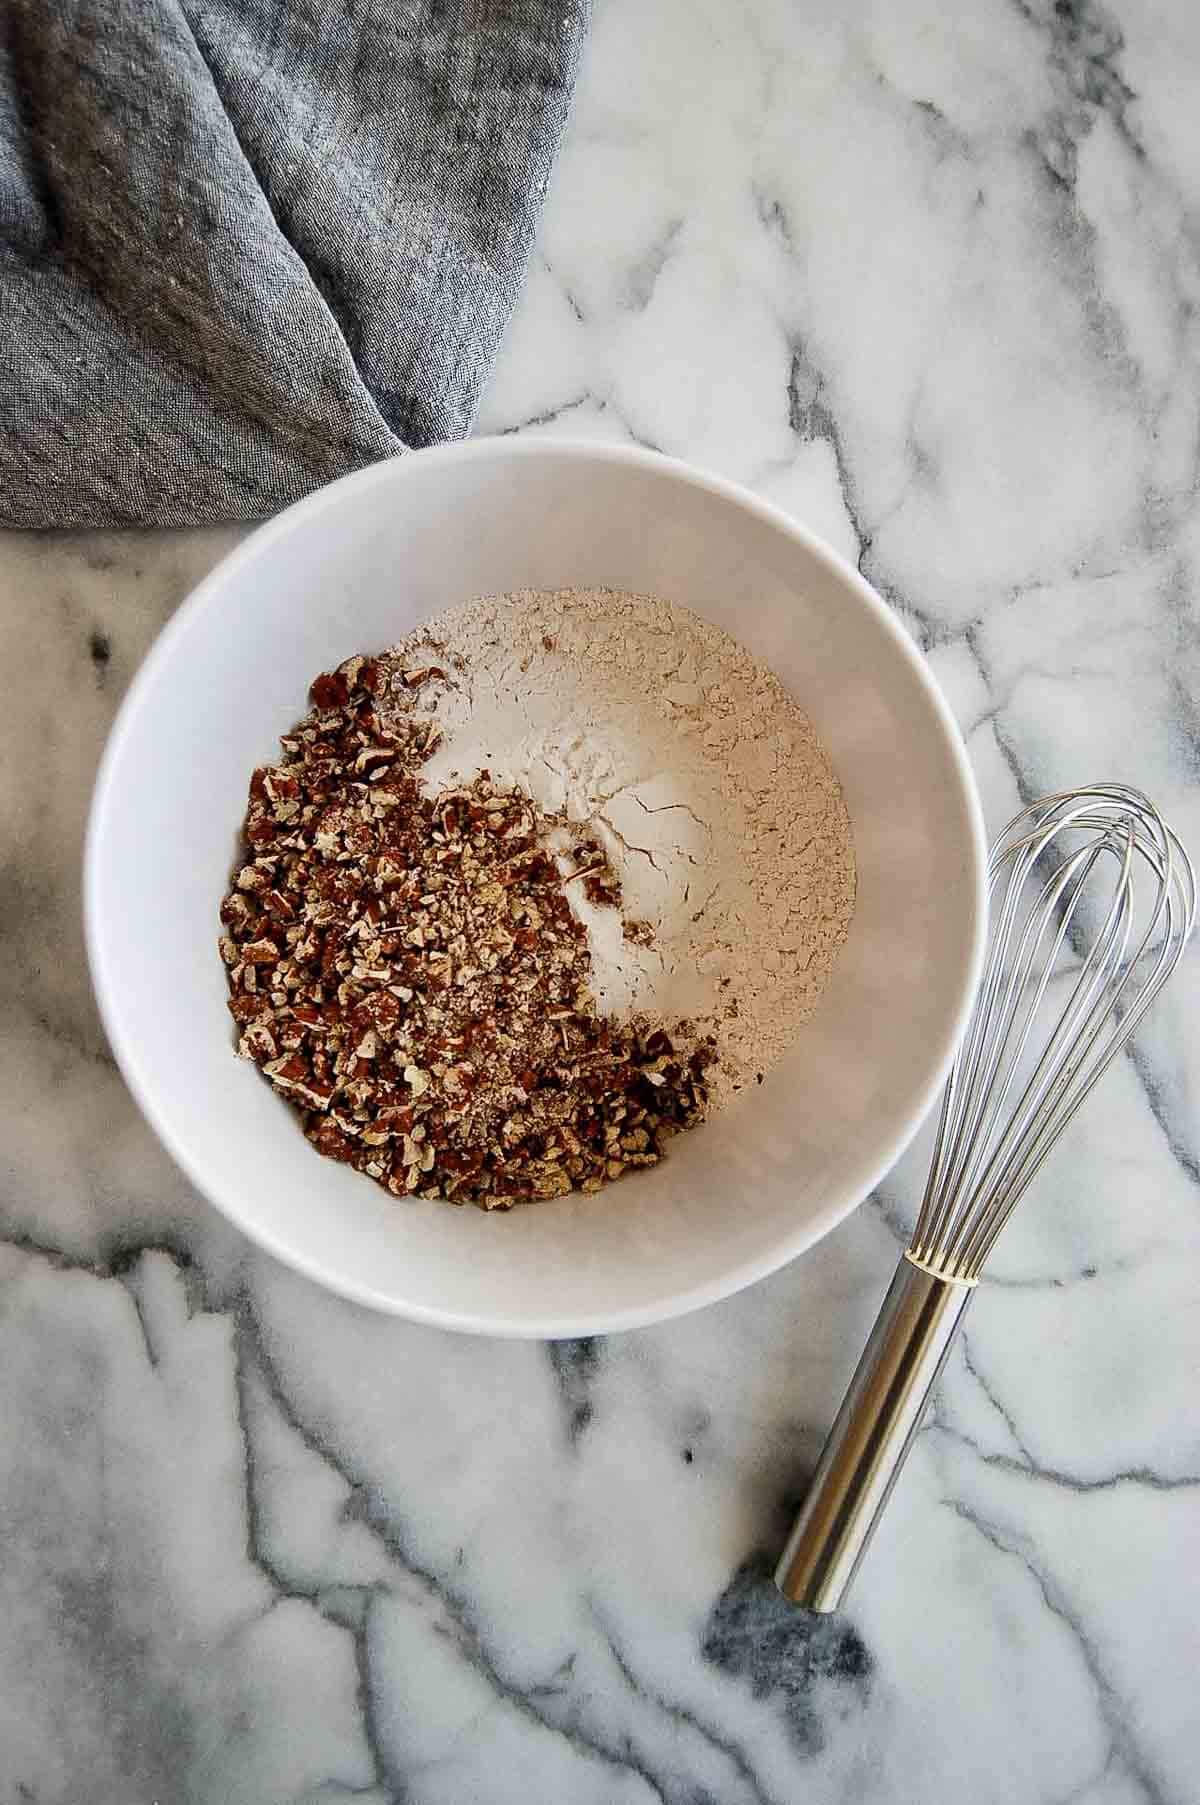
(219, 654), (715, 1209)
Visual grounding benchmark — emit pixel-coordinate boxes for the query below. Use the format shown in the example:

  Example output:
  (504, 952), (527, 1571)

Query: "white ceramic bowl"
(86, 441), (986, 1336)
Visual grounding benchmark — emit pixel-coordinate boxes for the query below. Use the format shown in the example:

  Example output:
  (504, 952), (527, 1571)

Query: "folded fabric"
(0, 0), (589, 528)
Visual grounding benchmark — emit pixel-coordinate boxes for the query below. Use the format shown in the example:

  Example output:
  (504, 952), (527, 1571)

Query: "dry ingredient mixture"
(219, 590), (856, 1209)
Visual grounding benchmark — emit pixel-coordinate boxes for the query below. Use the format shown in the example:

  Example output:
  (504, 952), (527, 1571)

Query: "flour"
(384, 589), (856, 1106)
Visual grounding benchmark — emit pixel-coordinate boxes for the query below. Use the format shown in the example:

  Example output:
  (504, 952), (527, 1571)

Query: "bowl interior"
(87, 442), (984, 1335)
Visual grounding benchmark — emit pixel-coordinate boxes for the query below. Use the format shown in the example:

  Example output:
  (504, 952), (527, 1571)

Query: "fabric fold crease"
(0, 0), (590, 528)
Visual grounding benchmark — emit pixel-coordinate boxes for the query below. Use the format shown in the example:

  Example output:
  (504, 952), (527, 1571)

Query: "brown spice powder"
(389, 588), (857, 1104)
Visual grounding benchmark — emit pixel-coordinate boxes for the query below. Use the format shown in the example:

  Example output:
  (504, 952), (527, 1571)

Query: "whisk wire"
(777, 782), (1193, 1611)
(911, 785), (1193, 1281)
(970, 845), (1130, 1186)
(920, 829), (1085, 1249)
(916, 850), (1034, 1256)
(916, 848), (1092, 1272)
(942, 875), (1095, 1274)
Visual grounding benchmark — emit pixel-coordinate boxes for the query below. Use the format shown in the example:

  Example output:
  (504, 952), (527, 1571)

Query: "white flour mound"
(387, 588), (856, 1106)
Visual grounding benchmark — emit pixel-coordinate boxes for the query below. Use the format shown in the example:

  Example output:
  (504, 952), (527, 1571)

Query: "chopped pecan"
(218, 643), (715, 1209)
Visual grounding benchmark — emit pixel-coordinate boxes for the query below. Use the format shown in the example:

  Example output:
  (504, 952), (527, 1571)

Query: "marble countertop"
(3, 1), (1199, 1799)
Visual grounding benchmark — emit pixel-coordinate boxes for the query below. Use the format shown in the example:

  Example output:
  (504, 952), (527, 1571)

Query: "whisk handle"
(775, 1254), (974, 1612)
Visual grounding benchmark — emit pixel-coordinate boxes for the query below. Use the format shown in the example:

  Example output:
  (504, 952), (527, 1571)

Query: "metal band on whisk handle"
(776, 785), (1195, 1613)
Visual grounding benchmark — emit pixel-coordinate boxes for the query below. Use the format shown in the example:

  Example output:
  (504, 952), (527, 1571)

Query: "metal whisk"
(776, 784), (1195, 1613)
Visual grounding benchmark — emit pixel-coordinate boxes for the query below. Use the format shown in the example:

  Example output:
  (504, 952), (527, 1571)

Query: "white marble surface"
(2, 0), (1199, 1798)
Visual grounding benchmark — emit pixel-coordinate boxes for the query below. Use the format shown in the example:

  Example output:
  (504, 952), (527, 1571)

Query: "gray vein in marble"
(952, 1340), (1200, 1494)
(946, 1498), (1171, 1805)
(5, 0), (1200, 1793)
(231, 1339), (395, 1797)
(542, 254), (587, 325)
(699, 1556), (873, 1758)
(236, 1304), (707, 1804)
(961, 1331), (1039, 1465)
(234, 1318), (452, 1800)
(498, 393), (593, 437)
(625, 219), (684, 312)
(589, 1598), (778, 1805)
(948, 1429), (1200, 1498)
(1009, 0), (1143, 164)
(785, 344), (871, 563)
(865, 1192), (1160, 1296)
(1161, 572), (1200, 777)
(545, 1337), (603, 1445)
(964, 614), (1200, 1197)
(1125, 1039), (1200, 1188)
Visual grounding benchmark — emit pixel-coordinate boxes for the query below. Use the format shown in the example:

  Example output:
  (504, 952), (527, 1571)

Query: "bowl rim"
(85, 437), (988, 1337)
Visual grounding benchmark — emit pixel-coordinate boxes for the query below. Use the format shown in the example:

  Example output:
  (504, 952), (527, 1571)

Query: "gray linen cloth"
(0, 0), (589, 528)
